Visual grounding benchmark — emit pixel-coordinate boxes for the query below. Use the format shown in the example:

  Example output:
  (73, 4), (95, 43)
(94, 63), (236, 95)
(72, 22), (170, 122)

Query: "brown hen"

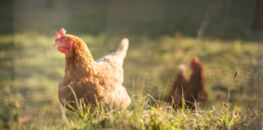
(55, 28), (131, 110)
(167, 57), (208, 108)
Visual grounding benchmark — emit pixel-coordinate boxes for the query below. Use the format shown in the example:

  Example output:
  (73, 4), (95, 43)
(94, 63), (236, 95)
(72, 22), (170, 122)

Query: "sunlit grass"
(0, 32), (262, 129)
(52, 95), (249, 130)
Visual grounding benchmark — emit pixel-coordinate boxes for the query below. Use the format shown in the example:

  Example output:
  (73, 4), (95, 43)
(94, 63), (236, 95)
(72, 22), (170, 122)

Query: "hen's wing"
(94, 38), (131, 108)
(167, 64), (189, 103)
(95, 38), (128, 84)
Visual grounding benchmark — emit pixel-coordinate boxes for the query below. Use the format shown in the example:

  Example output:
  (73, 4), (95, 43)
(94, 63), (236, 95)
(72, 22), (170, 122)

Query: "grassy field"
(0, 32), (262, 129)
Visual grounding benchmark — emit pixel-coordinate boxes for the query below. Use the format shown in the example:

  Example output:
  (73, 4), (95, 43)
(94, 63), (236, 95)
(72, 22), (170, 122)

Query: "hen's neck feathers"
(190, 67), (205, 94)
(65, 35), (95, 76)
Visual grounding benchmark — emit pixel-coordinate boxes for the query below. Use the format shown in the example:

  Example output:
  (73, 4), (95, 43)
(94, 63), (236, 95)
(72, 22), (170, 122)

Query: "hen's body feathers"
(167, 57), (208, 109)
(55, 29), (131, 109)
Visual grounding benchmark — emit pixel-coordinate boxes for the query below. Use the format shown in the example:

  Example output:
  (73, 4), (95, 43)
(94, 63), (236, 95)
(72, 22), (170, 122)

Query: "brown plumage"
(167, 57), (208, 108)
(55, 28), (131, 110)
(167, 65), (189, 106)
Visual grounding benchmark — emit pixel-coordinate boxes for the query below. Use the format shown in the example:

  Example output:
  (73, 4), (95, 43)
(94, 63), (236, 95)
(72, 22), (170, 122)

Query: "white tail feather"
(116, 38), (129, 58)
(179, 64), (186, 71)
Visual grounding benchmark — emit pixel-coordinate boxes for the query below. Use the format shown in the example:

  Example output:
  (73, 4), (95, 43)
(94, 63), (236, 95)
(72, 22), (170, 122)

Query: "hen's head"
(190, 57), (204, 72)
(55, 28), (73, 54)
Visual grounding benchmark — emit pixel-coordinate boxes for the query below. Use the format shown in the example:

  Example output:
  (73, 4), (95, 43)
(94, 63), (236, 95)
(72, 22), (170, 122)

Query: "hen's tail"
(116, 38), (129, 59)
(178, 64), (189, 80)
(179, 64), (187, 72)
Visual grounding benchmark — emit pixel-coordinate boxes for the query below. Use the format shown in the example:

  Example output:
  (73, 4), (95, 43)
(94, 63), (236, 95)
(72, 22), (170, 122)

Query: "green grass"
(0, 32), (262, 129)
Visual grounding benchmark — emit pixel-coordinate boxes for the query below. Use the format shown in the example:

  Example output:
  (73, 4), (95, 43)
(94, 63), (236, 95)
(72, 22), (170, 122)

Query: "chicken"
(167, 65), (189, 106)
(55, 28), (131, 109)
(167, 57), (208, 108)
(188, 57), (208, 102)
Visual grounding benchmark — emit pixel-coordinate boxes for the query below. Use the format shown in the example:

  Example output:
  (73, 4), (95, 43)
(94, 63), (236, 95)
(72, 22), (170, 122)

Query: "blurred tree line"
(0, 0), (262, 39)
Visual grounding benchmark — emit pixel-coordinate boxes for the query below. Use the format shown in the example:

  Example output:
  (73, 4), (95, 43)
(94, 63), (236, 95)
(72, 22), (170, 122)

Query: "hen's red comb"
(56, 28), (66, 39)
(191, 57), (200, 64)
